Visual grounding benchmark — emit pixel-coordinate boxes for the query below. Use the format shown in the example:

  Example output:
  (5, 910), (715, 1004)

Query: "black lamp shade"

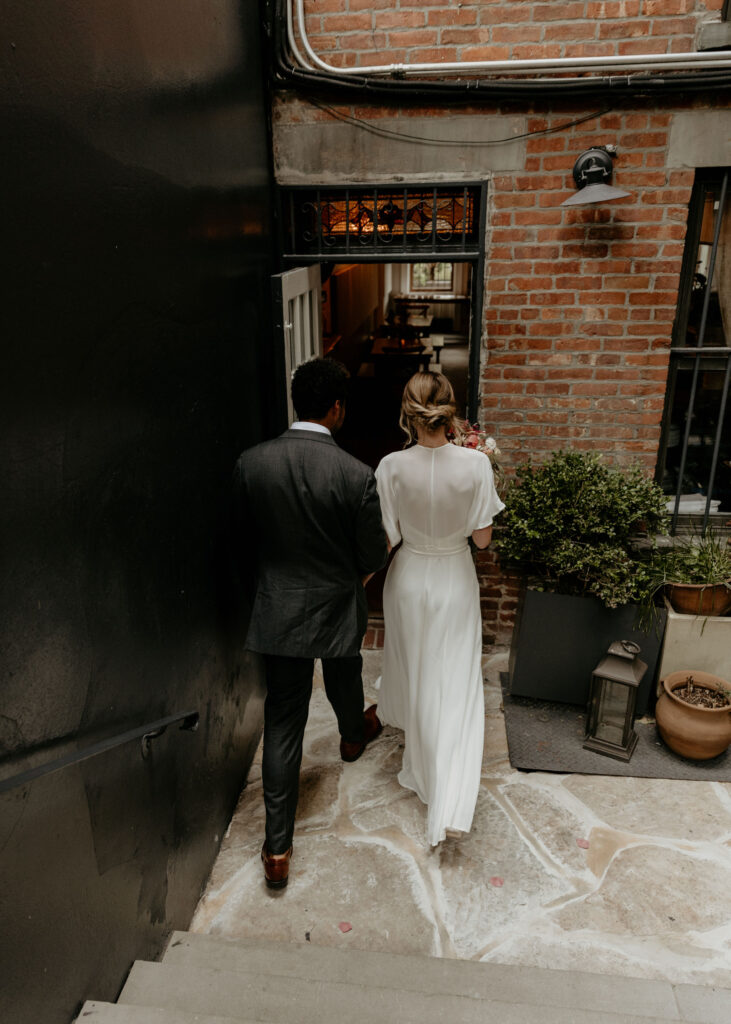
(561, 147), (632, 207)
(561, 182), (632, 206)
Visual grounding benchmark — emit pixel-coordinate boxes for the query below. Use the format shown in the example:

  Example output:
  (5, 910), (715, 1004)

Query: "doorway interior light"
(560, 145), (632, 207)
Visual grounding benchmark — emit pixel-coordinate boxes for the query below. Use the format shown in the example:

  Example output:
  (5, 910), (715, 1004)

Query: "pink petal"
(338, 921), (353, 933)
(576, 838), (590, 849)
(490, 876), (504, 887)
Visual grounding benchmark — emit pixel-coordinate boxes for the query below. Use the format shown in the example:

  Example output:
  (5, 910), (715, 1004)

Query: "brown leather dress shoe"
(261, 842), (292, 889)
(340, 704), (384, 763)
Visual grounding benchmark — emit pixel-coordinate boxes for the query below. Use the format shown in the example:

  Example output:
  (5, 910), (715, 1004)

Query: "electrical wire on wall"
(307, 100), (615, 147)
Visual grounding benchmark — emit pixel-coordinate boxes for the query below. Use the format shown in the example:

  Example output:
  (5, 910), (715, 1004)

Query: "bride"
(375, 371), (504, 846)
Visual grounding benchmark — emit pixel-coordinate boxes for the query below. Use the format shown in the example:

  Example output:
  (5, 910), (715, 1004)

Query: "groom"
(233, 357), (389, 889)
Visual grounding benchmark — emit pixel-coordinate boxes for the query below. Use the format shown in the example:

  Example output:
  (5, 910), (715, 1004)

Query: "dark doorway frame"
(277, 182), (488, 422)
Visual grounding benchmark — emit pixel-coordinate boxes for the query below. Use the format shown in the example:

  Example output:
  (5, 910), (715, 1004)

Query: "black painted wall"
(0, 3), (274, 1020)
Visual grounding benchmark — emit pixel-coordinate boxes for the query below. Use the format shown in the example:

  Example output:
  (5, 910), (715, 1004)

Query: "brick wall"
(300, 0), (724, 69)
(281, 4), (727, 637)
(482, 106), (695, 474)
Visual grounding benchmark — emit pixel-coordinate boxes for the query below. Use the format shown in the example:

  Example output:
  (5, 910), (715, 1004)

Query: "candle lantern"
(584, 640), (647, 761)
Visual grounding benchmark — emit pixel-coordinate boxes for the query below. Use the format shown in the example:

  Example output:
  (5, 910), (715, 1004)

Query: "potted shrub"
(495, 450), (669, 713)
(655, 670), (731, 760)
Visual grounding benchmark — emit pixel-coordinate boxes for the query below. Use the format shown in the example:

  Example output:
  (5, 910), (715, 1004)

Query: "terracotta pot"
(665, 580), (731, 617)
(656, 670), (731, 760)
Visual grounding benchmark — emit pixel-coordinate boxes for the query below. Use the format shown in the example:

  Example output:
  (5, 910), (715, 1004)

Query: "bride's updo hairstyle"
(399, 371), (462, 446)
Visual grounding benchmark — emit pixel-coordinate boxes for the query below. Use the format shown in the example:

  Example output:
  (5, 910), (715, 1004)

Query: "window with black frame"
(409, 263), (454, 292)
(657, 170), (731, 533)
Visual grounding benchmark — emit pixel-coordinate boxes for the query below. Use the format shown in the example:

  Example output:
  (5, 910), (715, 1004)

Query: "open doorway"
(322, 260), (472, 467)
(318, 260), (474, 613)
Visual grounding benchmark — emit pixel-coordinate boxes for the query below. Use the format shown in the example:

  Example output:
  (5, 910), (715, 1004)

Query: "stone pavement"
(190, 647), (731, 989)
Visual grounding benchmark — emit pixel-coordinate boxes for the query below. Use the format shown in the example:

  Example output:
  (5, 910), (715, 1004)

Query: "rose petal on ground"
(338, 921), (352, 933)
(490, 876), (504, 887)
(577, 838), (590, 849)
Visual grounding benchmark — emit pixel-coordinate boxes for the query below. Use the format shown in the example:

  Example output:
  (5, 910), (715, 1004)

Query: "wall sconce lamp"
(560, 145), (632, 207)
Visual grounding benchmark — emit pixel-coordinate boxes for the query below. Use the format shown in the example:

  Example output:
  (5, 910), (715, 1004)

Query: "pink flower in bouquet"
(451, 421), (505, 494)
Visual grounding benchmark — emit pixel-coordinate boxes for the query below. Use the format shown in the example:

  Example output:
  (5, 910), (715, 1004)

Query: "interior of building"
(322, 260), (472, 465)
(318, 260), (472, 610)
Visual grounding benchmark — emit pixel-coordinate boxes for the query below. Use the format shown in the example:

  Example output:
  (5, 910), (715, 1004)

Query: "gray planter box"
(657, 598), (731, 684)
(508, 589), (667, 717)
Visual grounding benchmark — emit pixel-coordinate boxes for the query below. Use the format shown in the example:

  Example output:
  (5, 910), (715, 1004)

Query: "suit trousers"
(262, 653), (365, 855)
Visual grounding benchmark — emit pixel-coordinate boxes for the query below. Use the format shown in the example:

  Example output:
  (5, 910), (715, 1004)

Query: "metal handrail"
(0, 710), (199, 796)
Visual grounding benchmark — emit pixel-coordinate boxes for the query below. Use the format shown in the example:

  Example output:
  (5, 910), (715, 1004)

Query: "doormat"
(500, 673), (731, 781)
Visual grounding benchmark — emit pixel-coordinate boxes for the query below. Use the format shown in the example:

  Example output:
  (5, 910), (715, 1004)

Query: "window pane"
(659, 172), (731, 524)
(660, 366), (731, 512)
(685, 185), (728, 348)
(594, 681), (628, 747)
(410, 262), (454, 291)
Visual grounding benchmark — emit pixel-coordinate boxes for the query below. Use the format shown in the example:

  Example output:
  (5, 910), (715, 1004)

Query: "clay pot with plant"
(644, 532), (731, 618)
(655, 670), (731, 760)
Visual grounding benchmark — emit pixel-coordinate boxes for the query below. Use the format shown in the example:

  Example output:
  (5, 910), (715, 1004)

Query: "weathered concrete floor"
(191, 648), (731, 988)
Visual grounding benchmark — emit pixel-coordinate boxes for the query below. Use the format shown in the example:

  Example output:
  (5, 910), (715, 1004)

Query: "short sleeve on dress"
(467, 454), (505, 533)
(375, 458), (402, 547)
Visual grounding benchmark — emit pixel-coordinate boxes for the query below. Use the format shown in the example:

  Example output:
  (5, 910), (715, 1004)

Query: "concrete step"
(161, 931), (682, 1021)
(76, 1002), (250, 1024)
(116, 959), (711, 1024)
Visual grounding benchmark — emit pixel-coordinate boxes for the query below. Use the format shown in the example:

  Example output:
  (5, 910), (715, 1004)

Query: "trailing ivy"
(495, 450), (669, 608)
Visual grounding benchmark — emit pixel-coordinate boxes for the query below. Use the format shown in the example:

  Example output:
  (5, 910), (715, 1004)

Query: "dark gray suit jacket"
(233, 428), (389, 658)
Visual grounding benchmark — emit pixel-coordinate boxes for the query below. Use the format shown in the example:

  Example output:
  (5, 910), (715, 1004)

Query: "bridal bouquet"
(451, 421), (506, 494)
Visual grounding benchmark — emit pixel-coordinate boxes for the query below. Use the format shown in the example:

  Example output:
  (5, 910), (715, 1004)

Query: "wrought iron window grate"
(660, 170), (731, 534)
(281, 185), (482, 259)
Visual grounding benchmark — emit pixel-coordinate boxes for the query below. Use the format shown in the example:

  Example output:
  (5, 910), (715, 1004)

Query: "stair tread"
(163, 930), (721, 1021)
(117, 959), (714, 1024)
(75, 1002), (255, 1024)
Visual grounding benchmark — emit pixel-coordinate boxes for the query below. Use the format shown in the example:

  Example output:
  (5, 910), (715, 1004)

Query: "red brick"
(377, 11), (426, 28)
(385, 28), (438, 46)
(493, 26), (543, 44)
(439, 27), (490, 45)
(570, 42), (618, 57)
(587, 3), (643, 18)
(426, 9), (477, 26)
(513, 44), (564, 60)
(545, 22), (597, 41)
(618, 132), (668, 148)
(599, 20), (650, 39)
(526, 135), (568, 154)
(479, 5), (532, 25)
(461, 45), (512, 60)
(321, 13), (372, 32)
(645, 0), (693, 12)
(618, 38), (668, 55)
(533, 2), (587, 19)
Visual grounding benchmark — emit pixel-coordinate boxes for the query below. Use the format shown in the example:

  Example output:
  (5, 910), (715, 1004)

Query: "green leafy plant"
(495, 450), (669, 608)
(647, 531), (731, 587)
(636, 530), (731, 625)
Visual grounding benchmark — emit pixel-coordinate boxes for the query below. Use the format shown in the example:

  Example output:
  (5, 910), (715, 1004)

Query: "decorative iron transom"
(281, 185), (482, 258)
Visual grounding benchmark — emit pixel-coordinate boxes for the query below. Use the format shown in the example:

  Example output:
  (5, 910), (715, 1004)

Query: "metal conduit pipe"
(273, 3), (731, 97)
(293, 0), (731, 78)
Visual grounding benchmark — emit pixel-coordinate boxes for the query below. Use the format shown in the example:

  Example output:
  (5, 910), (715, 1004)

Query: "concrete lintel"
(273, 115), (527, 185)
(697, 20), (731, 52)
(667, 110), (731, 168)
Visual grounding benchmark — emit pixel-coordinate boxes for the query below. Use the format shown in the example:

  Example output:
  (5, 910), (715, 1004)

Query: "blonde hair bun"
(399, 371), (461, 445)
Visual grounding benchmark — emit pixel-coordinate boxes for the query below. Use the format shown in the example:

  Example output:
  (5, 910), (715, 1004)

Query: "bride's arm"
(471, 525), (493, 549)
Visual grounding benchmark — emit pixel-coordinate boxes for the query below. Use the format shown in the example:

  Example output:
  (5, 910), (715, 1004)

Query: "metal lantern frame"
(584, 640), (647, 762)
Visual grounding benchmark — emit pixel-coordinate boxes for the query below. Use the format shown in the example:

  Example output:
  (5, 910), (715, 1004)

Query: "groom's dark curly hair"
(291, 357), (350, 420)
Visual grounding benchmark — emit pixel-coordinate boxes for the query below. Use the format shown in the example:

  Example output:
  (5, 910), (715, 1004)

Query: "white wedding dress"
(375, 443), (505, 846)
